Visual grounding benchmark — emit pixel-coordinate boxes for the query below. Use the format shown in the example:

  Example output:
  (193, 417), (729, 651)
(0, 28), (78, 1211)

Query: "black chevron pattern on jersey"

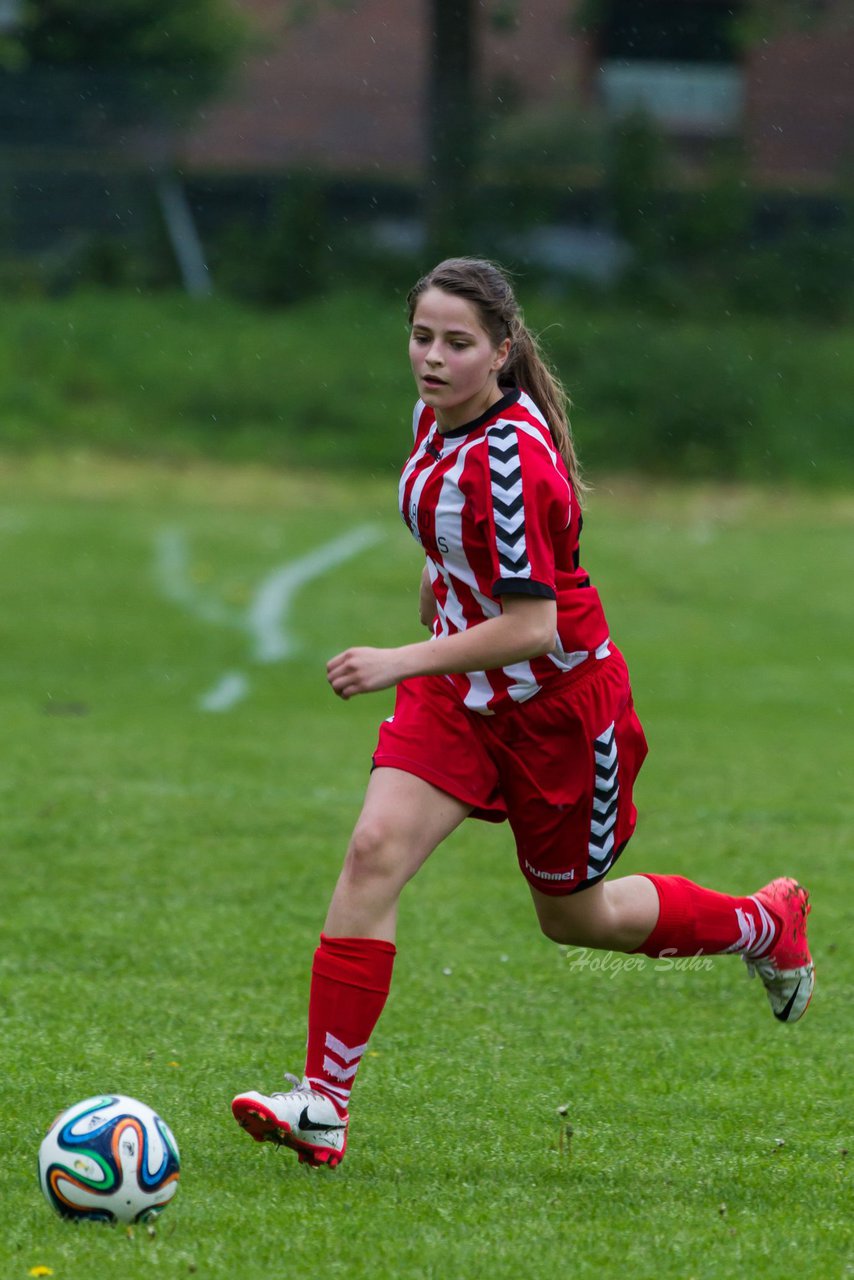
(587, 722), (620, 878)
(488, 422), (529, 577)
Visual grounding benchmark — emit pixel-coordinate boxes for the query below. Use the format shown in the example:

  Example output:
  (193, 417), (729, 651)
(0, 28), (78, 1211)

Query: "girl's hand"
(327, 597), (556, 700)
(327, 647), (408, 700)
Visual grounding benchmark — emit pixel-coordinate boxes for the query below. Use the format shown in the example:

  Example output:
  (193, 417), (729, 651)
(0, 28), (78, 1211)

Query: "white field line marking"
(154, 523), (384, 710)
(248, 523), (383, 663)
(198, 671), (250, 713)
(154, 528), (242, 629)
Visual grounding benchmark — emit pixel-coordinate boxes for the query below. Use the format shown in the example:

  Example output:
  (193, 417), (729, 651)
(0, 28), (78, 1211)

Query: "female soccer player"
(232, 257), (814, 1168)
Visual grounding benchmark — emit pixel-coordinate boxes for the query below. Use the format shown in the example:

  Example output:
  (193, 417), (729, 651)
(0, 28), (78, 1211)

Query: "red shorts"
(373, 649), (648, 896)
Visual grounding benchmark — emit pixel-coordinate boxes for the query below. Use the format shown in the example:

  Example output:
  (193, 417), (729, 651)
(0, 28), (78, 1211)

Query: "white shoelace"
(270, 1072), (333, 1104)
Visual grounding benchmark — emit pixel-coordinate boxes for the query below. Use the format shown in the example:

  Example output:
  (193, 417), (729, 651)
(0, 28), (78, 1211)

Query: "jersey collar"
(434, 387), (521, 439)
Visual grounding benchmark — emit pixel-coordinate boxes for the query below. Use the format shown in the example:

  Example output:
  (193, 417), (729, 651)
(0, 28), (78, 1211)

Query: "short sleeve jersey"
(399, 387), (611, 713)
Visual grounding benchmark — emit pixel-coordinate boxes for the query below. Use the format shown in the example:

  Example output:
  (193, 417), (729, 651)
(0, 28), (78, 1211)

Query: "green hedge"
(0, 288), (851, 484)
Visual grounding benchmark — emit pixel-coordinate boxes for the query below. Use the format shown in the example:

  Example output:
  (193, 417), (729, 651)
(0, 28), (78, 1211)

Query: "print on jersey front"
(399, 388), (611, 713)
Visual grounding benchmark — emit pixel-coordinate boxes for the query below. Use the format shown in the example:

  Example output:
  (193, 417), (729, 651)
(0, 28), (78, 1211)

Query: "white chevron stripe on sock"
(307, 1076), (351, 1106)
(743, 898), (777, 959)
(324, 1033), (368, 1064)
(323, 1055), (360, 1083)
(724, 907), (757, 955)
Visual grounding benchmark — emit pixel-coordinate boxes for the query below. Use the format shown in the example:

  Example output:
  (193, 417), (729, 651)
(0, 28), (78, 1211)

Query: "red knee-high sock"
(303, 933), (396, 1116)
(635, 875), (780, 959)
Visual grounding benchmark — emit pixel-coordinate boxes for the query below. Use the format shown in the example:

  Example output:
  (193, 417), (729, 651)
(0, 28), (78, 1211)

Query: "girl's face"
(409, 287), (511, 431)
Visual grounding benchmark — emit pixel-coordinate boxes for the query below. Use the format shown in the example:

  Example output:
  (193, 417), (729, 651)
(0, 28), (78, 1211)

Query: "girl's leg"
(532, 872), (780, 957)
(531, 871), (814, 1022)
(531, 874), (659, 952)
(323, 766), (472, 940)
(233, 768), (470, 1161)
(303, 767), (470, 1111)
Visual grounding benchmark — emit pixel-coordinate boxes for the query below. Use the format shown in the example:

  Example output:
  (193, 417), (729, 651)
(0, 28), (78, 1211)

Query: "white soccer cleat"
(744, 878), (815, 1023)
(231, 1074), (348, 1168)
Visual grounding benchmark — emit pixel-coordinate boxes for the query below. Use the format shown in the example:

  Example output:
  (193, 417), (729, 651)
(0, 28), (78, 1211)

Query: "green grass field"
(1, 289), (853, 483)
(1, 454), (851, 1280)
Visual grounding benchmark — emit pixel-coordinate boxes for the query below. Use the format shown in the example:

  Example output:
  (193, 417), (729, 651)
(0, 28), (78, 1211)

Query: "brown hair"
(406, 257), (585, 496)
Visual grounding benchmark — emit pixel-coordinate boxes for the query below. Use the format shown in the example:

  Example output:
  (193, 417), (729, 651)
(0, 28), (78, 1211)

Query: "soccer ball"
(38, 1094), (180, 1224)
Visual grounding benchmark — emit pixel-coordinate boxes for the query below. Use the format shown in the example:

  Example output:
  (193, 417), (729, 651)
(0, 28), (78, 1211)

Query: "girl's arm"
(419, 564), (437, 629)
(327, 594), (556, 700)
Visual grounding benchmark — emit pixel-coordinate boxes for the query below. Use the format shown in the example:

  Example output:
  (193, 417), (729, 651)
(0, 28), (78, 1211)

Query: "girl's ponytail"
(504, 315), (586, 500)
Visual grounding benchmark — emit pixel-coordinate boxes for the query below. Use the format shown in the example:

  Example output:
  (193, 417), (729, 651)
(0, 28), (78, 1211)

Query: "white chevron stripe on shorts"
(587, 721), (620, 881)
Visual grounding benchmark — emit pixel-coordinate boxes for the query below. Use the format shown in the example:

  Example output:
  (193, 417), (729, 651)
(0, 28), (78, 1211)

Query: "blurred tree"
(4, 0), (249, 119)
(0, 0), (251, 297)
(735, 0), (853, 42)
(576, 0), (852, 46)
(279, 0), (481, 259)
(426, 0), (477, 259)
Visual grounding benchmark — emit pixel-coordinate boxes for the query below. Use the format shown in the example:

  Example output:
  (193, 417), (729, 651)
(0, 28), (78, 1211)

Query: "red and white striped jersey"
(399, 387), (611, 713)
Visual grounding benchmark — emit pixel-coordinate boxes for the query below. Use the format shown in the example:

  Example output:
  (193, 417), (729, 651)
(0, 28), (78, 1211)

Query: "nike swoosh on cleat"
(298, 1105), (347, 1133)
(777, 982), (803, 1022)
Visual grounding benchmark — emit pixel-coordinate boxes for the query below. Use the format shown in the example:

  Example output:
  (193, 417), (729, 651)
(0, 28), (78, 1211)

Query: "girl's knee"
(536, 902), (614, 948)
(539, 917), (602, 947)
(342, 816), (402, 887)
(538, 913), (573, 945)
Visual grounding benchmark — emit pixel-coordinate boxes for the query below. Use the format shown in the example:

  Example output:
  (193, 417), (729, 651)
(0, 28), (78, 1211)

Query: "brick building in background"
(184, 0), (854, 189)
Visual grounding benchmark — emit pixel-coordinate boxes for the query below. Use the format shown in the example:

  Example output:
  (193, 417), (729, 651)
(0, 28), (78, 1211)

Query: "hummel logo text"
(525, 860), (574, 882)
